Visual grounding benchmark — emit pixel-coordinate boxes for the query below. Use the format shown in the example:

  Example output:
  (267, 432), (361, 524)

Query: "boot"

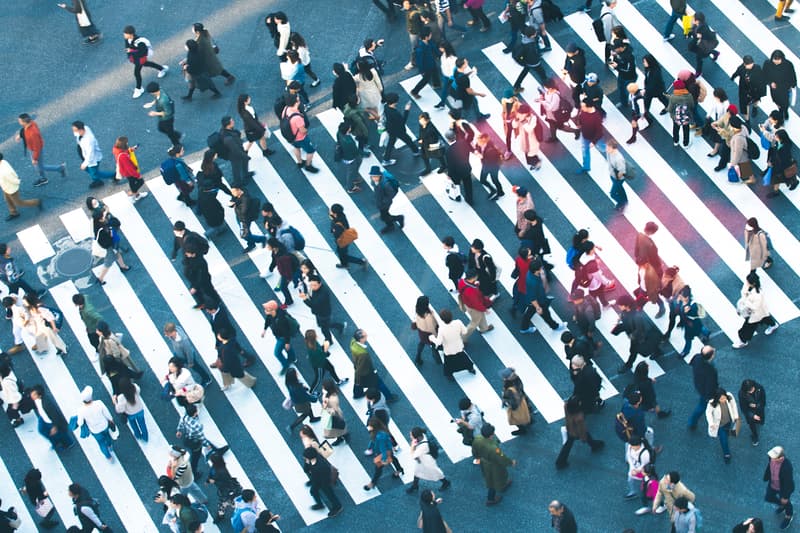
(181, 88), (194, 101)
(440, 478), (451, 490)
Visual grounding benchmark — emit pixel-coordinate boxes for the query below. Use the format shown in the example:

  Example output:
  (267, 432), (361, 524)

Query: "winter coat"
(738, 283), (771, 323)
(764, 458), (795, 499)
(196, 31), (224, 77)
(744, 229), (770, 271)
(411, 440), (444, 481)
(638, 263), (661, 304)
(762, 59), (798, 92)
(739, 382), (766, 425)
(458, 279), (492, 313)
(374, 175), (397, 211)
(731, 64), (766, 101)
(429, 320), (467, 356)
(513, 114), (540, 156)
(668, 89), (694, 125)
(333, 72), (357, 111)
(729, 128), (749, 165)
(343, 103), (370, 139)
(690, 354), (718, 399)
(653, 476), (695, 519)
(471, 435), (513, 491)
(644, 65), (667, 98)
(350, 340), (376, 386)
(705, 394), (739, 437)
(564, 402), (588, 441)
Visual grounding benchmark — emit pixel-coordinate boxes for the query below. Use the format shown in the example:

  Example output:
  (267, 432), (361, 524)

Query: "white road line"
(16, 225), (54, 264)
(0, 456), (39, 529)
(60, 208), (93, 243)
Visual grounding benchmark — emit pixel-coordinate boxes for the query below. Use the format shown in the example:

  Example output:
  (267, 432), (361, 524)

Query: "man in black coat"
(380, 92), (419, 167)
(445, 129), (473, 205)
(561, 330), (594, 363)
(764, 446), (795, 530)
(229, 184), (261, 252)
(30, 385), (74, 450)
(613, 295), (662, 374)
(570, 355), (602, 412)
(183, 251), (220, 309)
(370, 166), (404, 234)
(739, 379), (766, 446)
(216, 329), (256, 391)
(548, 500), (577, 533)
(563, 42), (587, 108)
(468, 239), (497, 297)
(763, 50), (797, 121)
(302, 447), (343, 517)
(300, 276), (345, 344)
(731, 55), (766, 124)
(688, 345), (718, 430)
(220, 116), (250, 183)
(205, 301), (254, 368)
(171, 220), (208, 261)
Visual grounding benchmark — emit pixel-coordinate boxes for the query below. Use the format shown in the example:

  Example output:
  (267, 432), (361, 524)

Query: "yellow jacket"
(0, 160), (20, 194)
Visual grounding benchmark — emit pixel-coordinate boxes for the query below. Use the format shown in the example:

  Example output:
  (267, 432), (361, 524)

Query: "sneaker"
(472, 458), (481, 465)
(364, 448), (373, 456)
(304, 164), (320, 174)
(780, 515), (794, 530)
(158, 65), (169, 78)
(132, 87), (144, 99)
(635, 507), (650, 515)
(765, 323), (780, 335)
(404, 62), (415, 71)
(310, 79), (321, 88)
(623, 492), (637, 500)
(654, 505), (666, 514)
(663, 33), (675, 42)
(732, 341), (748, 349)
(34, 177), (48, 187)
(327, 507), (343, 518)
(519, 326), (536, 334)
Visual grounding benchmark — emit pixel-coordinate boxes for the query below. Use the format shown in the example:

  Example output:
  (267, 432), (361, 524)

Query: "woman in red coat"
(113, 137), (147, 202)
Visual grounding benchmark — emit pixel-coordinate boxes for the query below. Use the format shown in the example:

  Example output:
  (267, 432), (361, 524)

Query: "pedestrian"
(68, 483), (109, 531)
(410, 28), (440, 99)
(526, 0), (552, 51)
(561, 329), (596, 362)
(517, 210), (548, 259)
(304, 330), (347, 394)
(453, 397), (484, 449)
(57, 0), (102, 44)
(674, 286), (709, 356)
(124, 25), (167, 99)
(661, 0), (686, 41)
(668, 80), (694, 148)
(281, 93), (320, 174)
(468, 239), (498, 297)
(0, 361), (30, 428)
(555, 395), (604, 469)
(335, 120), (363, 194)
(441, 237), (465, 292)
(159, 144), (195, 207)
(280, 50), (309, 106)
(206, 452), (242, 523)
(16, 114), (65, 186)
(458, 270), (495, 340)
(112, 137), (147, 202)
(731, 55), (766, 124)
(633, 464), (661, 515)
(302, 447), (343, 518)
(613, 294), (663, 374)
(511, 247), (532, 317)
(418, 113), (446, 177)
(689, 12), (720, 76)
(606, 139), (628, 211)
(434, 41), (458, 109)
(69, 293), (101, 358)
(598, 0), (620, 62)
(167, 444), (208, 504)
(20, 468), (58, 529)
(28, 385), (73, 451)
(503, 371), (532, 436)
(687, 344), (719, 431)
(500, 89), (521, 158)
(474, 133), (503, 200)
(624, 435), (652, 499)
(97, 320), (138, 374)
(472, 423), (515, 506)
(539, 78), (580, 142)
(92, 208), (132, 285)
(417, 489), (451, 532)
(299, 277), (344, 345)
(738, 379), (766, 447)
(705, 387), (739, 464)
(143, 83), (182, 149)
(164, 321), (213, 384)
(350, 328), (396, 400)
(520, 258), (563, 334)
(513, 104), (543, 170)
(631, 360), (670, 418)
(332, 63), (357, 112)
(428, 308), (475, 381)
(652, 471), (695, 519)
(465, 0), (491, 31)
(548, 500), (577, 533)
(406, 427), (450, 493)
(328, 204), (366, 268)
(320, 378), (348, 446)
(624, 83), (649, 144)
(180, 40), (222, 101)
(266, 238), (299, 304)
(609, 39), (637, 105)
(261, 300), (300, 374)
(734, 272), (779, 348)
(219, 117), (251, 184)
(573, 241), (614, 307)
(412, 296), (442, 367)
(562, 42), (587, 108)
(0, 154), (40, 222)
(759, 110), (784, 150)
(762, 50), (797, 121)
(265, 11), (291, 56)
(733, 518), (765, 533)
(502, 0), (528, 53)
(75, 386), (116, 462)
(183, 250), (221, 311)
(285, 367), (320, 432)
(354, 59), (384, 119)
(570, 355), (603, 412)
(577, 99), (606, 173)
(192, 22), (235, 86)
(370, 165), (405, 234)
(642, 55), (669, 118)
(767, 129), (799, 197)
(452, 58), (491, 121)
(765, 446), (795, 530)
(381, 93), (419, 167)
(216, 329), (257, 391)
(177, 403), (228, 475)
(660, 266), (686, 339)
(403, 1), (426, 71)
(512, 26), (547, 92)
(443, 129), (472, 204)
(237, 95), (274, 159)
(363, 416), (405, 491)
(728, 115), (755, 184)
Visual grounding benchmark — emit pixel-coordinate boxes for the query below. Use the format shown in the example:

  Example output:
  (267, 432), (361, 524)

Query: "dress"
(355, 70), (384, 111)
(24, 306), (67, 354)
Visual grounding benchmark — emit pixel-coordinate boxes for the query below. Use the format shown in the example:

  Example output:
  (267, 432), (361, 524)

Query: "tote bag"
(76, 0), (91, 27)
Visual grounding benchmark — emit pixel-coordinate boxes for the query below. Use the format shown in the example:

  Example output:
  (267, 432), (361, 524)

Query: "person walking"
(124, 25), (168, 99)
(97, 320), (139, 374)
(68, 483), (109, 531)
(320, 378), (348, 446)
(261, 300), (299, 374)
(410, 28), (440, 99)
(180, 40), (222, 101)
(363, 416), (405, 491)
(606, 139), (628, 211)
(20, 468), (58, 529)
(20, 293), (67, 356)
(285, 367), (320, 432)
(474, 133), (503, 201)
(513, 104), (543, 171)
(668, 80), (695, 148)
(613, 294), (663, 374)
(417, 113), (446, 177)
(281, 93), (320, 174)
(731, 56), (766, 124)
(332, 63), (357, 112)
(576, 99), (605, 173)
(444, 128), (473, 205)
(299, 276), (345, 345)
(767, 129), (799, 197)
(0, 154), (42, 221)
(417, 488), (451, 532)
(457, 271), (495, 340)
(75, 386), (116, 462)
(472, 423), (515, 506)
(762, 50), (797, 121)
(688, 345), (719, 430)
(734, 272), (779, 348)
(114, 378), (148, 442)
(739, 379), (766, 446)
(381, 93), (419, 167)
(205, 453), (242, 523)
(336, 120), (364, 194)
(193, 23), (236, 86)
(705, 387), (739, 464)
(411, 296), (442, 366)
(71, 293), (102, 358)
(764, 446), (795, 530)
(176, 403), (228, 476)
(16, 113), (65, 186)
(304, 330), (347, 393)
(183, 247), (220, 310)
(370, 166), (405, 234)
(520, 258), (563, 334)
(28, 385), (73, 451)
(237, 94), (274, 159)
(548, 501), (578, 533)
(1, 361), (29, 428)
(167, 445), (209, 504)
(429, 309), (475, 381)
(302, 447), (343, 518)
(329, 204), (366, 268)
(143, 83), (182, 149)
(631, 360), (670, 418)
(674, 286), (709, 357)
(219, 117), (250, 184)
(661, 0), (686, 41)
(652, 470), (695, 519)
(160, 144), (196, 208)
(406, 427), (450, 494)
(112, 137), (147, 202)
(689, 12), (719, 77)
(57, 0), (102, 44)
(216, 329), (257, 391)
(556, 395), (604, 469)
(744, 218), (773, 274)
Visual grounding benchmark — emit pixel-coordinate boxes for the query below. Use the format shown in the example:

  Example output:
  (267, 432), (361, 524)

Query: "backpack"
(281, 226), (305, 251)
(231, 505), (256, 532)
(425, 437), (440, 460)
(207, 131), (229, 160)
(133, 36), (154, 58)
(674, 104), (689, 125)
(96, 226), (114, 249)
(592, 13), (610, 42)
(555, 93), (574, 123)
(746, 137), (761, 160)
(190, 502), (209, 523)
(541, 0), (564, 22)
(614, 411), (634, 442)
(43, 306), (64, 330)
(280, 111), (307, 142)
(383, 171), (400, 195)
(273, 95), (287, 120)
(160, 158), (180, 185)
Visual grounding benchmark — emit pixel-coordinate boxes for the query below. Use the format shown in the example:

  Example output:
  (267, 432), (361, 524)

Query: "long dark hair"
(289, 32), (307, 49)
(200, 149), (217, 175)
(119, 377), (137, 405)
(23, 469), (45, 503)
(415, 296), (431, 318)
(236, 94), (251, 118)
(285, 367), (302, 389)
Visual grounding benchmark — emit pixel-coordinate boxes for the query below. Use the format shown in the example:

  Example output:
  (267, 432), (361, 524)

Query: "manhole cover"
(54, 247), (93, 277)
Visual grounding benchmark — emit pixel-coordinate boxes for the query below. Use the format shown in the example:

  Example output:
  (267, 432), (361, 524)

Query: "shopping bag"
(682, 15), (693, 36)
(727, 166), (740, 183)
(35, 497), (54, 518)
(762, 167), (772, 186)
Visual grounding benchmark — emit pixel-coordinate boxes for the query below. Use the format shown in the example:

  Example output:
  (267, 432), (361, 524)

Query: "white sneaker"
(158, 65), (169, 78)
(732, 341), (748, 349)
(404, 62), (415, 71)
(132, 87), (144, 99)
(635, 507), (651, 515)
(663, 33), (675, 42)
(364, 448), (374, 456)
(519, 326), (537, 334)
(136, 192), (149, 200)
(765, 323), (780, 335)
(654, 505), (666, 514)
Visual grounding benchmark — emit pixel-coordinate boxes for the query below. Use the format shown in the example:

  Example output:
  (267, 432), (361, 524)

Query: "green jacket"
(472, 435), (513, 490)
(343, 103), (370, 139)
(79, 296), (102, 332)
(307, 341), (328, 369)
(349, 339), (374, 382)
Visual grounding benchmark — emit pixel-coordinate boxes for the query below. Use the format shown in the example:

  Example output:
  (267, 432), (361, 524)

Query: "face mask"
(745, 225), (753, 231)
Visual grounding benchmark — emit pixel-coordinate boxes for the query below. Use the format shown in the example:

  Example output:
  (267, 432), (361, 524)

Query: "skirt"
(443, 351), (474, 376)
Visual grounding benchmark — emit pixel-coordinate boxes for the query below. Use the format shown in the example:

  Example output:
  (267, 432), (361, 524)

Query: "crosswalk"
(4, 0), (800, 528)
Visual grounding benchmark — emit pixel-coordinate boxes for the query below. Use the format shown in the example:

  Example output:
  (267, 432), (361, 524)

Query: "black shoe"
(713, 164), (725, 172)
(243, 244), (256, 252)
(440, 478), (451, 490)
(405, 484), (419, 494)
(434, 102), (445, 109)
(502, 47), (512, 54)
(5, 213), (20, 221)
(396, 215), (405, 229)
(380, 225), (395, 234)
(311, 503), (325, 510)
(304, 164), (320, 174)
(328, 507), (343, 518)
(657, 409), (672, 419)
(89, 180), (104, 189)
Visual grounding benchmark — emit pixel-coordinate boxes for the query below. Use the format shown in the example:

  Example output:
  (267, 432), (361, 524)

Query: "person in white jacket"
(705, 387), (739, 464)
(406, 427), (450, 493)
(71, 121), (115, 188)
(624, 436), (651, 499)
(0, 361), (28, 427)
(734, 272), (779, 349)
(428, 309), (475, 380)
(76, 386), (116, 462)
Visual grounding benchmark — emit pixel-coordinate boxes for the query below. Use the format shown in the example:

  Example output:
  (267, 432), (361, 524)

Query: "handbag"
(109, 422), (119, 440)
(35, 497), (54, 518)
(760, 133), (771, 150)
(318, 440), (334, 459)
(161, 382), (173, 400)
(373, 450), (393, 467)
(783, 162), (798, 179)
(727, 166), (740, 183)
(427, 142), (442, 152)
(91, 231), (106, 258)
(732, 417), (742, 437)
(762, 167), (773, 186)
(183, 383), (205, 404)
(445, 181), (462, 201)
(736, 297), (751, 318)
(625, 160), (636, 179)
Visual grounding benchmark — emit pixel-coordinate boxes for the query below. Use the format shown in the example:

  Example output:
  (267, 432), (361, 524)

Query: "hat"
(672, 80), (686, 90)
(677, 69), (692, 81)
(369, 165), (382, 176)
(727, 104), (739, 114)
(768, 446), (784, 459)
(263, 300), (278, 312)
(145, 81), (160, 93)
(512, 185), (528, 197)
(518, 103), (532, 114)
(729, 115), (744, 129)
(644, 221), (658, 234)
(617, 294), (635, 308)
(503, 88), (515, 99)
(585, 72), (598, 83)
(499, 367), (515, 380)
(80, 386), (93, 402)
(565, 42), (578, 53)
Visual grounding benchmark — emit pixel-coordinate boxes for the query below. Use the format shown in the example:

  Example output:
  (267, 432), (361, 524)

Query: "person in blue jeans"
(115, 379), (148, 442)
(75, 386), (116, 461)
(577, 99), (606, 173)
(688, 345), (718, 430)
(662, 0), (686, 41)
(705, 388), (739, 464)
(262, 300), (298, 374)
(606, 139), (628, 210)
(676, 286), (710, 357)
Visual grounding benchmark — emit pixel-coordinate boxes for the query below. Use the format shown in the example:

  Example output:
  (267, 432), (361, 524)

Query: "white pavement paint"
(0, 457), (38, 529)
(16, 225), (54, 264)
(60, 208), (93, 243)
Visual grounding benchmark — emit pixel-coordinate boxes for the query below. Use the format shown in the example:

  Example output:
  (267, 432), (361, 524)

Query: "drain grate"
(54, 247), (93, 278)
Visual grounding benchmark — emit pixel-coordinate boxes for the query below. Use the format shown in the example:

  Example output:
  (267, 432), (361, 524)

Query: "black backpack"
(96, 226), (114, 249)
(280, 111), (308, 142)
(555, 93), (574, 123)
(207, 131), (230, 160)
(746, 137), (761, 160)
(425, 438), (440, 460)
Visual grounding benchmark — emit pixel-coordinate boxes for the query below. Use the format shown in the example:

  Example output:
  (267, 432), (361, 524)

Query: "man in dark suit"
(445, 129), (473, 205)
(171, 221), (208, 262)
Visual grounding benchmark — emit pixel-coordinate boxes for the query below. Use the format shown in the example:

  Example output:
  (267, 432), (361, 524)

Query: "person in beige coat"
(652, 471), (695, 521)
(96, 320), (139, 373)
(734, 272), (779, 348)
(512, 185), (535, 234)
(0, 154), (41, 221)
(512, 104), (542, 170)
(744, 217), (772, 273)
(706, 387), (739, 463)
(728, 116), (755, 183)
(320, 379), (348, 445)
(22, 293), (67, 356)
(412, 296), (441, 366)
